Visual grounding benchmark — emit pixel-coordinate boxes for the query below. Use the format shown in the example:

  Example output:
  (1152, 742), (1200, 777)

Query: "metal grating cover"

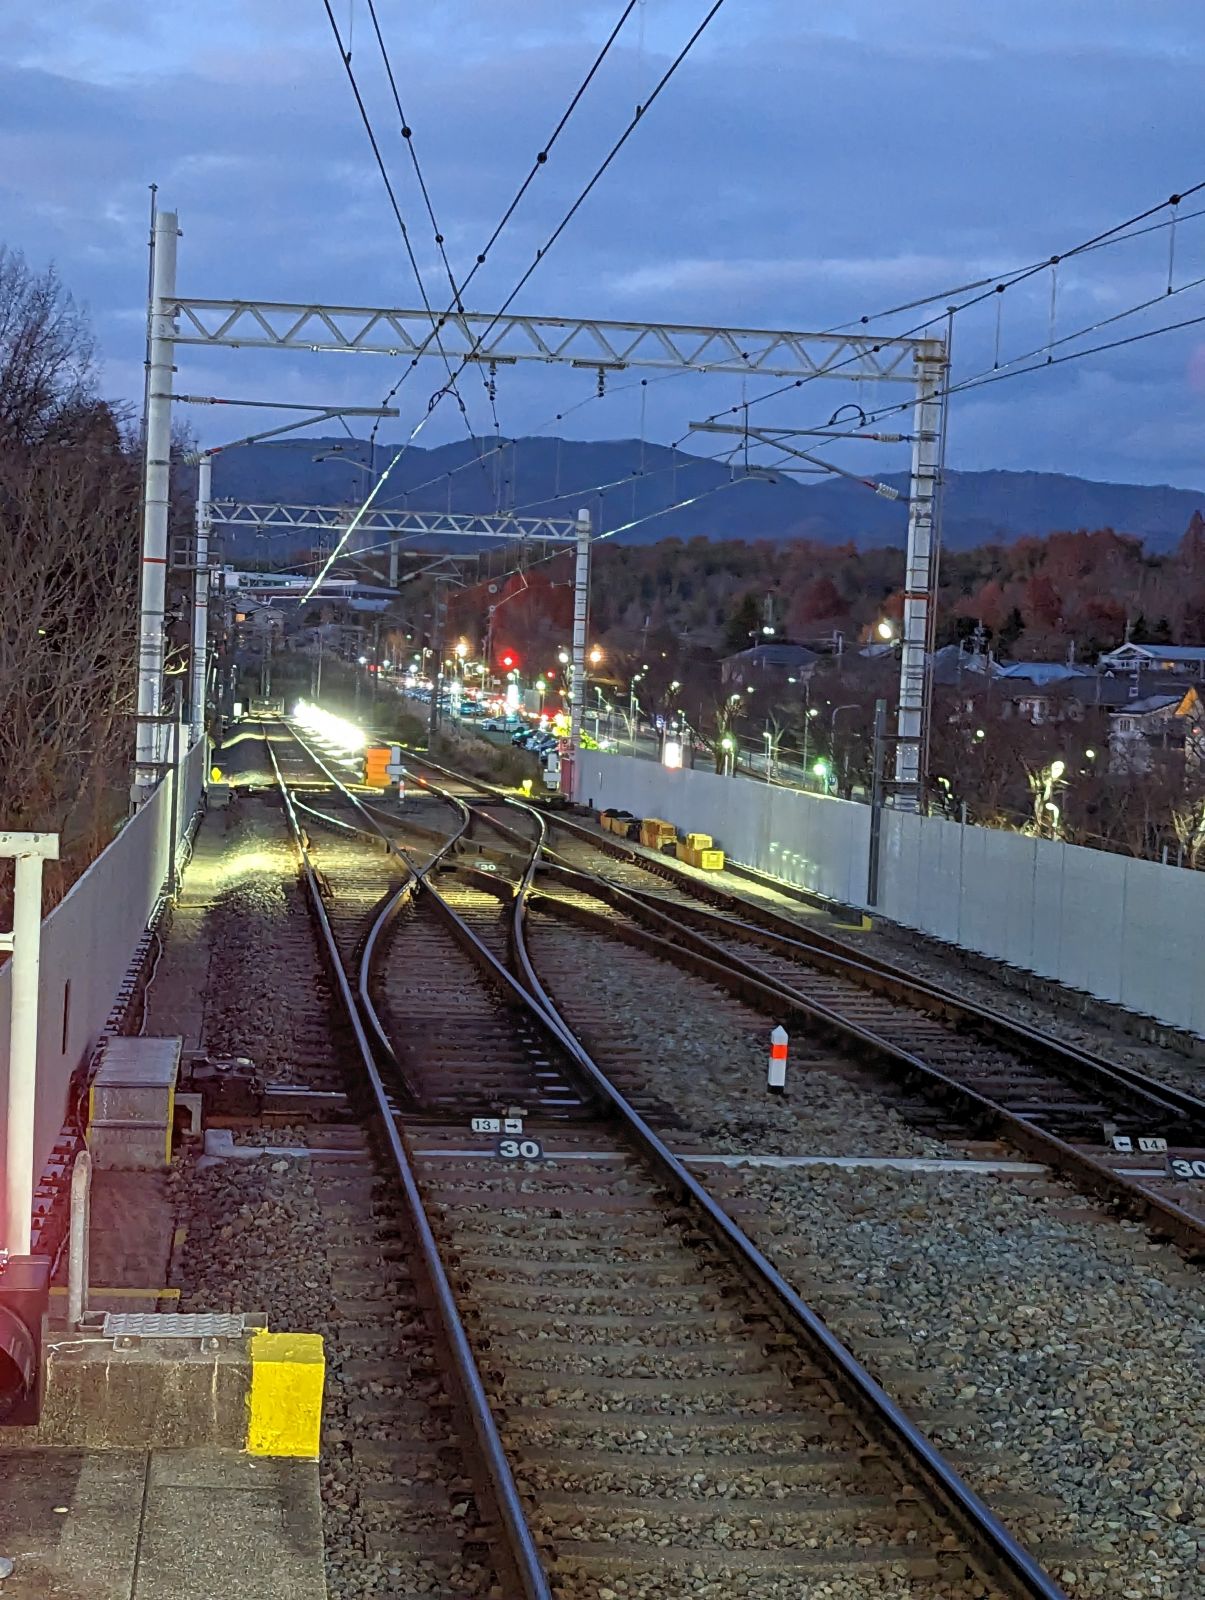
(101, 1312), (247, 1339)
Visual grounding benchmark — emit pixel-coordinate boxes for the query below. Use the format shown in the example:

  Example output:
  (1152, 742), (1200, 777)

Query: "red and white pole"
(767, 1025), (788, 1095)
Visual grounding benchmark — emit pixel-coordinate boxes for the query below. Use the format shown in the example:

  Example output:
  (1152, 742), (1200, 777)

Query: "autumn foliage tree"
(0, 247), (143, 894)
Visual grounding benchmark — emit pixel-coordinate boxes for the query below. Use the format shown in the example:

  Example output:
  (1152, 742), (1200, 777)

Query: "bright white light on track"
(293, 699), (368, 753)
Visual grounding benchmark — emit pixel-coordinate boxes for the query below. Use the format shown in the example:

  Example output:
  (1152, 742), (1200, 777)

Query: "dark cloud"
(3, 1), (1203, 488)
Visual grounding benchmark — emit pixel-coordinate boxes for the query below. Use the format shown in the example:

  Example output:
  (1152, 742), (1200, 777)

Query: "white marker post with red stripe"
(767, 1025), (789, 1095)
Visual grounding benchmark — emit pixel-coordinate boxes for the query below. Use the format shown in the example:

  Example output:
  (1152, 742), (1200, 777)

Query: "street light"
(588, 645), (603, 666)
(876, 620), (896, 641)
(720, 733), (735, 776)
(829, 703), (858, 796)
(1034, 758), (1067, 838)
(629, 671), (645, 752)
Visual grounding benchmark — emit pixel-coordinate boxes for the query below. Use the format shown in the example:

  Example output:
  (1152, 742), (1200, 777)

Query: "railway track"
(401, 748), (1205, 1257)
(266, 716), (1071, 1600)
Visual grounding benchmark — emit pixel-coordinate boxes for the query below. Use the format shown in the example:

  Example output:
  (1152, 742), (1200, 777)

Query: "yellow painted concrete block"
(247, 1331), (325, 1459)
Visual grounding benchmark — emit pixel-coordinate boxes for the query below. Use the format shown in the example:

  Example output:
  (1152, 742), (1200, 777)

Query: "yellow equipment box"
(685, 832), (713, 851)
(681, 846), (725, 870)
(639, 817), (677, 848)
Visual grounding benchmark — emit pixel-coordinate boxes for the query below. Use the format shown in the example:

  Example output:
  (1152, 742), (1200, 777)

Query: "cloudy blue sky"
(4, 1), (1203, 487)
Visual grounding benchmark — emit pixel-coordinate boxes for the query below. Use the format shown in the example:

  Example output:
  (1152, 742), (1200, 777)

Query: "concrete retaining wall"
(577, 751), (1205, 1038)
(0, 739), (207, 1238)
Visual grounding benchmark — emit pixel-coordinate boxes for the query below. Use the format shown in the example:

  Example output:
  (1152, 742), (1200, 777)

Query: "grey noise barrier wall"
(577, 751), (1205, 1039)
(0, 739), (207, 1203)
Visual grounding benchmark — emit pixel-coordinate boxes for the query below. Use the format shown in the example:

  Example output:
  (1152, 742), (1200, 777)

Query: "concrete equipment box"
(89, 1037), (182, 1170)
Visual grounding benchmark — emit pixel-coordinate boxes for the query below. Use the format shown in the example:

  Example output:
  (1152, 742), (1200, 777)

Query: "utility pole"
(134, 208), (178, 803)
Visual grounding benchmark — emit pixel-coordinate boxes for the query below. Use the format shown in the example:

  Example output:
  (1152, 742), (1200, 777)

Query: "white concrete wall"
(0, 740), (206, 1244)
(577, 754), (871, 907)
(576, 751), (1205, 1037)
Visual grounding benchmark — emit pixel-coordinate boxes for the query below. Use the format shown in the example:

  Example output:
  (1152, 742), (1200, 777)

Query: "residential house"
(1097, 643), (1205, 676)
(1109, 687), (1205, 774)
(721, 642), (820, 689)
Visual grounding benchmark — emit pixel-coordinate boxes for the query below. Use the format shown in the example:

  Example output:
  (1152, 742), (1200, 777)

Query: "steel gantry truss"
(137, 208), (947, 807)
(166, 299), (922, 384)
(209, 503), (581, 542)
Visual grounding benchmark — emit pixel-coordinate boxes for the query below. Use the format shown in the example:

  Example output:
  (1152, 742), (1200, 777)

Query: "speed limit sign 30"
(496, 1135), (544, 1161)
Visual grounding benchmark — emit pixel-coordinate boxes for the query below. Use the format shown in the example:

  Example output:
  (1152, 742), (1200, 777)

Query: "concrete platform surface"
(0, 1447), (327, 1599)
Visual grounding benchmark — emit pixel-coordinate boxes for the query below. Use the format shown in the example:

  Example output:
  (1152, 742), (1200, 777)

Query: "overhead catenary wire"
(304, 0), (726, 602)
(363, 0), (504, 443)
(284, 444), (772, 580)
(319, 0), (491, 484)
(686, 179), (1205, 436)
(723, 273), (1205, 480)
(423, 0), (730, 400)
(369, 0), (643, 438)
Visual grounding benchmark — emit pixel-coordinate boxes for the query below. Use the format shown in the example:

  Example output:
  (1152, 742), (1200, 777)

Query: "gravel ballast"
(173, 1152), (490, 1599)
(527, 911), (1205, 1600)
(199, 803), (334, 1082)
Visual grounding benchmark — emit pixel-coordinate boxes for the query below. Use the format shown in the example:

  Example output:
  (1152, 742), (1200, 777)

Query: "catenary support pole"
(134, 209), (179, 803)
(1, 833), (59, 1256)
(191, 453), (212, 742)
(893, 337), (946, 810)
(564, 508), (592, 799)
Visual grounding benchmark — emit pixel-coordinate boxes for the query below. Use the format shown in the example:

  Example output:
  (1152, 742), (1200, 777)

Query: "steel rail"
(536, 884), (1205, 1258)
(542, 859), (1203, 1133)
(400, 749), (1205, 1254)
(391, 754), (1071, 1600)
(540, 808), (1205, 1127)
(408, 753), (1205, 1134)
(265, 728), (554, 1600)
(614, 886), (1205, 1125)
(506, 843), (1070, 1600)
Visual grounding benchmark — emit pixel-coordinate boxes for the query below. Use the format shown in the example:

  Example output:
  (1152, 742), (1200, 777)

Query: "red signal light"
(499, 649), (519, 670)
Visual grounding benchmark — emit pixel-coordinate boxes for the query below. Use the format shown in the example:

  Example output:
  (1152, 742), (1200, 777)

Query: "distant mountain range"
(208, 436), (1205, 559)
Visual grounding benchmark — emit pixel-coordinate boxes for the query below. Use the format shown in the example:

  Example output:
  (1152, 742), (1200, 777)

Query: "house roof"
(994, 661), (1082, 684)
(1110, 694), (1182, 716)
(1100, 643), (1205, 663)
(724, 643), (820, 668)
